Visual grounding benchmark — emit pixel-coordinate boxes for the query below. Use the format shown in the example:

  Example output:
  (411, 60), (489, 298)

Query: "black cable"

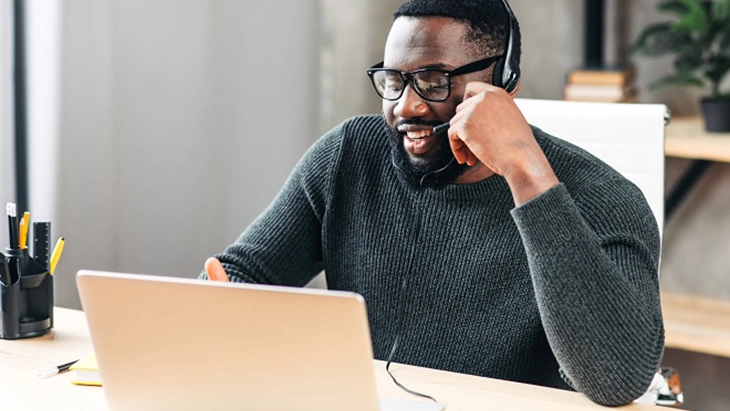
(384, 157), (456, 404)
(386, 335), (438, 403)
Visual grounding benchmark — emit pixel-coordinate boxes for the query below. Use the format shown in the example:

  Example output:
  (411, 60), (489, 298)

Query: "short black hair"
(393, 0), (521, 64)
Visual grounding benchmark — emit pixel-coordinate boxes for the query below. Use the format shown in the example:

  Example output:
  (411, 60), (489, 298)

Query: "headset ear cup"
(492, 57), (505, 89)
(504, 57), (521, 93)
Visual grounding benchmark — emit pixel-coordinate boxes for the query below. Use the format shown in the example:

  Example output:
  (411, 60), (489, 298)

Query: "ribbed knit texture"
(202, 115), (664, 406)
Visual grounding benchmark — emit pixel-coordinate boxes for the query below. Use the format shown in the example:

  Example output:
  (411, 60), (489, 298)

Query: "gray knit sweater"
(203, 115), (664, 406)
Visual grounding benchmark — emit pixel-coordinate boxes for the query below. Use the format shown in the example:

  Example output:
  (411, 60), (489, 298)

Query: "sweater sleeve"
(510, 182), (664, 406)
(198, 124), (343, 286)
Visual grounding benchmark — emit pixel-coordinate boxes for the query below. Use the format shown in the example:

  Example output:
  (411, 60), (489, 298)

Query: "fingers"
(448, 134), (477, 166)
(463, 81), (492, 100)
(205, 257), (229, 282)
(448, 82), (513, 167)
(465, 150), (478, 167)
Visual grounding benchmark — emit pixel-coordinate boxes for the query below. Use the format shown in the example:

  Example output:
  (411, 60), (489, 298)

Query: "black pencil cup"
(0, 249), (53, 339)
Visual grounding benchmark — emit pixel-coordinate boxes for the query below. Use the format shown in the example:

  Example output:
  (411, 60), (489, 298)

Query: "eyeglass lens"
(371, 70), (450, 101)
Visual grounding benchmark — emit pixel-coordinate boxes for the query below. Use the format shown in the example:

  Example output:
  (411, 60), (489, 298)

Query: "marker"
(432, 122), (450, 135)
(6, 203), (18, 250)
(37, 359), (78, 379)
(19, 211), (30, 249)
(49, 237), (65, 275)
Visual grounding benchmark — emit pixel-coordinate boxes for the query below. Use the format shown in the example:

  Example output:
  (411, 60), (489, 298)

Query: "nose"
(393, 84), (429, 119)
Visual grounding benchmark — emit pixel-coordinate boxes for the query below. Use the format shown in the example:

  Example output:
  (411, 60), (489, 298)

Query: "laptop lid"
(76, 270), (384, 411)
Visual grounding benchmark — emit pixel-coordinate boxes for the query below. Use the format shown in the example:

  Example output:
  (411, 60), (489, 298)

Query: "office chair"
(515, 98), (682, 406)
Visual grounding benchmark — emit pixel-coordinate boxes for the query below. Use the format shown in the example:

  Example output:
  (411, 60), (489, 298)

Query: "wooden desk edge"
(665, 117), (730, 162)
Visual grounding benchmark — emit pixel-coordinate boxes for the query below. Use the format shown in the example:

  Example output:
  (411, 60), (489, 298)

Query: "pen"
(50, 237), (65, 275)
(432, 122), (450, 135)
(6, 203), (18, 250)
(37, 359), (78, 378)
(19, 211), (30, 249)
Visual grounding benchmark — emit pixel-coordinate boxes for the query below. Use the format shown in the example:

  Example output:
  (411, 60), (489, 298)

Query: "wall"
(55, 0), (320, 308)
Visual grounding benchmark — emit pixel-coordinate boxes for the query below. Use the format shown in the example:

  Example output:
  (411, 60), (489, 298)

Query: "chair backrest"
(515, 98), (668, 240)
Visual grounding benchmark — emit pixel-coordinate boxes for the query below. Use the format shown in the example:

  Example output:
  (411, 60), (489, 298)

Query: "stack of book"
(563, 66), (637, 103)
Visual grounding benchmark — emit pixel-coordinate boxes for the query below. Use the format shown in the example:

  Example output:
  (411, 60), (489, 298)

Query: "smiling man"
(202, 0), (664, 406)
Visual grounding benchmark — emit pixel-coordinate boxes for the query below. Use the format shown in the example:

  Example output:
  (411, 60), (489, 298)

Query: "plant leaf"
(672, 0), (708, 35)
(658, 0), (691, 17)
(712, 0), (730, 22)
(674, 49), (704, 71)
(631, 22), (695, 56)
(703, 56), (730, 85)
(649, 73), (706, 90)
(719, 24), (730, 50)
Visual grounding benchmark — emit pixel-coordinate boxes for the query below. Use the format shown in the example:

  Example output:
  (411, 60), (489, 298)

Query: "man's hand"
(205, 257), (229, 282)
(447, 82), (559, 206)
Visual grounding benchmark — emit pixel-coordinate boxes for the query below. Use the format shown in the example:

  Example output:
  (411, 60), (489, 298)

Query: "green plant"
(631, 0), (730, 98)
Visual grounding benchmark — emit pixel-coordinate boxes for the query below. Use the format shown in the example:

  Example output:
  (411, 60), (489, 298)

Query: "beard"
(384, 118), (468, 190)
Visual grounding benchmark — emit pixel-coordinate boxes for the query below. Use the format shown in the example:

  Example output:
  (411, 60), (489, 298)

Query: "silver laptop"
(76, 270), (445, 411)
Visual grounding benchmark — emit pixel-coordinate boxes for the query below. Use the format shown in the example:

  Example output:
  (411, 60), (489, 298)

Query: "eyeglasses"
(366, 55), (502, 102)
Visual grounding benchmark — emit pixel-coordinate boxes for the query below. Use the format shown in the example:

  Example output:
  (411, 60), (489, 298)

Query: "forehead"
(383, 16), (472, 71)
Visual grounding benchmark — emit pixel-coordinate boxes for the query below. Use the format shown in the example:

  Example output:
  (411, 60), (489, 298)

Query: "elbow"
(573, 362), (660, 407)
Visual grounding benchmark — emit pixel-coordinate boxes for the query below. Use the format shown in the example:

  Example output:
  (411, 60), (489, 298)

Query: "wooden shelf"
(665, 117), (730, 163)
(662, 291), (730, 358)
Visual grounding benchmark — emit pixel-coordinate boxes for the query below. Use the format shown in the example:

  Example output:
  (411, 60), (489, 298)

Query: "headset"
(492, 0), (521, 93)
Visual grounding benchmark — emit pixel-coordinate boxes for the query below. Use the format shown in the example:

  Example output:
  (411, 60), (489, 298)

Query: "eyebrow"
(383, 62), (453, 71)
(419, 63), (452, 70)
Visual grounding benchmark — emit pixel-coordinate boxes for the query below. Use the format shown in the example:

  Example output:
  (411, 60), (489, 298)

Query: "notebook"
(76, 270), (445, 411)
(69, 352), (101, 386)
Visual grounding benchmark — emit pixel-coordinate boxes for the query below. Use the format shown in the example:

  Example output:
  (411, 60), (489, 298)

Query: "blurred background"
(1, 1), (729, 408)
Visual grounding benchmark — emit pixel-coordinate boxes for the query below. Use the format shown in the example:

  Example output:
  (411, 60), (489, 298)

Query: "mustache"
(392, 118), (443, 130)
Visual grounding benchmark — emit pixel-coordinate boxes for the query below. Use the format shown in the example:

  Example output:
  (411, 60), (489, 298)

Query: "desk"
(664, 117), (730, 218)
(666, 117), (730, 162)
(0, 308), (680, 411)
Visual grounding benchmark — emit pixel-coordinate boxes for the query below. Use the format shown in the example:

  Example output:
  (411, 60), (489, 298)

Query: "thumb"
(205, 257), (229, 282)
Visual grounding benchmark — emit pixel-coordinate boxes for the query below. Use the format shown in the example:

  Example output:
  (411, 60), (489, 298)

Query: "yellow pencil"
(50, 237), (65, 275)
(19, 212), (30, 249)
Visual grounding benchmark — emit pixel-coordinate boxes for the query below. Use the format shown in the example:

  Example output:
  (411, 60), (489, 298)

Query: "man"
(202, 0), (663, 406)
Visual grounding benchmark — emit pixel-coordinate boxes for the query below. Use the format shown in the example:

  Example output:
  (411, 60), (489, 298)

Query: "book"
(567, 66), (636, 87)
(563, 83), (637, 103)
(69, 352), (102, 386)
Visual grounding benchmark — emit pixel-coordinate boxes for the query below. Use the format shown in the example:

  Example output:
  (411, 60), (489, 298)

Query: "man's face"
(382, 16), (491, 186)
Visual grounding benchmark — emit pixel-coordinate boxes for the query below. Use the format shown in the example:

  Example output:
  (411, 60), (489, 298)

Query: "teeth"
(406, 130), (431, 140)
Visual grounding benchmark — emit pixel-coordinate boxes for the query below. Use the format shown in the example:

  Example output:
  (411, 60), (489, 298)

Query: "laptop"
(76, 270), (445, 411)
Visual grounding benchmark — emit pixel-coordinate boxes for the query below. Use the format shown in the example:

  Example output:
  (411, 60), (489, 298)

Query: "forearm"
(512, 183), (663, 405)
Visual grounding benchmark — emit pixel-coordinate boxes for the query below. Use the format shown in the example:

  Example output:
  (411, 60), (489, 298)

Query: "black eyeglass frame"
(366, 55), (503, 102)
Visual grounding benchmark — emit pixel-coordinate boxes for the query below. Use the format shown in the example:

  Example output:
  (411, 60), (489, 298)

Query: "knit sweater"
(203, 115), (664, 406)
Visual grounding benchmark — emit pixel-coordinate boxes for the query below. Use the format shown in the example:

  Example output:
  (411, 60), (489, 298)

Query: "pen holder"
(0, 249), (53, 339)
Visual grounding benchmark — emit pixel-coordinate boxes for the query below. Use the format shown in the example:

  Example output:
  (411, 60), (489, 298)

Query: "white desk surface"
(0, 307), (681, 411)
